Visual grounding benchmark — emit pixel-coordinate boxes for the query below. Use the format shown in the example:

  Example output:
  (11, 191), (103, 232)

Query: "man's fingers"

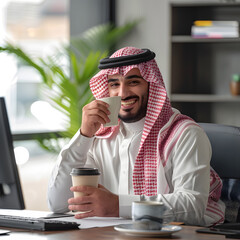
(84, 100), (110, 115)
(68, 202), (93, 212)
(82, 100), (111, 125)
(68, 184), (119, 218)
(68, 195), (91, 205)
(94, 100), (110, 114)
(81, 100), (111, 137)
(74, 211), (95, 219)
(88, 111), (110, 124)
(83, 107), (110, 125)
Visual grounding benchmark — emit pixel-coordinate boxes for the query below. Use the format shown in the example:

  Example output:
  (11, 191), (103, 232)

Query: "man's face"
(107, 68), (149, 123)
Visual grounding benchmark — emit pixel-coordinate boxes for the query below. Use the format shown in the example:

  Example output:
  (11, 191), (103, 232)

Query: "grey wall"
(115, 0), (170, 92)
(70, 0), (113, 37)
(69, 0), (171, 92)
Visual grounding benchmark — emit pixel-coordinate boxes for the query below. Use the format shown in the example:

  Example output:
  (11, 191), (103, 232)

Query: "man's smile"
(121, 98), (138, 110)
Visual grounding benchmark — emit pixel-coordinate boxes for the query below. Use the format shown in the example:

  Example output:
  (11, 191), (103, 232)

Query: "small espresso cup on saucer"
(99, 96), (121, 127)
(132, 201), (166, 230)
(70, 168), (100, 198)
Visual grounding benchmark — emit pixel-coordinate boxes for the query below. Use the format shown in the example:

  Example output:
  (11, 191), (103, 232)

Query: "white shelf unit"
(169, 1), (240, 126)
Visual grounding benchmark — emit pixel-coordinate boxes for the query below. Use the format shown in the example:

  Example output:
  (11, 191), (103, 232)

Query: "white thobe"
(47, 111), (224, 226)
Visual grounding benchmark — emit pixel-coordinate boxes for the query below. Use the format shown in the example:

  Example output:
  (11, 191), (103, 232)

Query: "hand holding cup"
(70, 168), (100, 198)
(80, 96), (121, 137)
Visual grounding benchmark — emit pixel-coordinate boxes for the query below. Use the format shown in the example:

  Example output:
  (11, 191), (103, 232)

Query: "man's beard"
(118, 96), (148, 123)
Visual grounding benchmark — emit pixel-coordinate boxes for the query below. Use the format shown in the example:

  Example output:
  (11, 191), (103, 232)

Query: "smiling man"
(47, 47), (225, 226)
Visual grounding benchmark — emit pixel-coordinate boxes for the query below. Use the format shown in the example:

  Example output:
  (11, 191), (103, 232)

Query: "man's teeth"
(121, 100), (135, 106)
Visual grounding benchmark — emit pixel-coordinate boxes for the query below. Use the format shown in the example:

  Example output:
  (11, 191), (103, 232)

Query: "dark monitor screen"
(0, 97), (25, 209)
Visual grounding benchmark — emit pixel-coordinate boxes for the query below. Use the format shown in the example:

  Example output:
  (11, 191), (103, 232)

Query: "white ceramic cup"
(99, 96), (121, 127)
(70, 168), (100, 198)
(132, 201), (166, 230)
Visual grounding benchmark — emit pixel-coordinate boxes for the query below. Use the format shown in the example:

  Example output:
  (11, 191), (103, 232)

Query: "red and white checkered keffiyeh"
(90, 47), (174, 195)
(89, 47), (224, 222)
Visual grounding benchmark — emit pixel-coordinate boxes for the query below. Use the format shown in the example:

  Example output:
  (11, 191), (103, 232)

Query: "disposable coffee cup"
(99, 96), (121, 127)
(70, 168), (100, 198)
(132, 201), (166, 230)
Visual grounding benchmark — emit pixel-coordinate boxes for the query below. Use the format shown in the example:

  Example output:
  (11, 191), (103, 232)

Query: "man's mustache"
(121, 96), (139, 101)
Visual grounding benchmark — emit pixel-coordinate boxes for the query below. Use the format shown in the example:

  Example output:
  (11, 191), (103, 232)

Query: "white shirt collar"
(120, 117), (145, 136)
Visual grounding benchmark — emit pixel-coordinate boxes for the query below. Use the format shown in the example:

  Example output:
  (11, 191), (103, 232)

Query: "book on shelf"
(191, 20), (239, 38)
(194, 20), (239, 27)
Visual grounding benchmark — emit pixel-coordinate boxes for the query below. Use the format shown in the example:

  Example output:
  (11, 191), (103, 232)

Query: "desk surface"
(0, 225), (227, 240)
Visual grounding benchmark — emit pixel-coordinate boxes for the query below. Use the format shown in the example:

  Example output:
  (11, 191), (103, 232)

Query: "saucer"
(114, 224), (182, 237)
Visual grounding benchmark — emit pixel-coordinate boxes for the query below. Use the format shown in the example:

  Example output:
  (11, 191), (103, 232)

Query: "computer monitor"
(0, 97), (25, 209)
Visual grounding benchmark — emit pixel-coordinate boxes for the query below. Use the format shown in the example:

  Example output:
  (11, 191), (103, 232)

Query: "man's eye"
(129, 80), (139, 85)
(109, 83), (119, 88)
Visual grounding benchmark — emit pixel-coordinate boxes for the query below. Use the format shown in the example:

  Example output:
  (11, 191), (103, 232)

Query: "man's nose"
(118, 84), (129, 99)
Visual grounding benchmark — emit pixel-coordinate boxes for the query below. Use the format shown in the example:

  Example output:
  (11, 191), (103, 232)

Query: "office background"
(0, 0), (239, 211)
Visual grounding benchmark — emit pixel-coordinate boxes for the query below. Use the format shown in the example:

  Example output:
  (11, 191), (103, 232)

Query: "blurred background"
(0, 0), (69, 211)
(1, 0), (240, 211)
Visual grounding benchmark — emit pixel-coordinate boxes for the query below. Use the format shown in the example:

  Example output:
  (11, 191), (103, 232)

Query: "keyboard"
(0, 215), (80, 231)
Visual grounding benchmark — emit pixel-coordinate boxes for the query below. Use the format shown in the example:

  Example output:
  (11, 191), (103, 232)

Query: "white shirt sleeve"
(161, 126), (212, 226)
(47, 130), (94, 213)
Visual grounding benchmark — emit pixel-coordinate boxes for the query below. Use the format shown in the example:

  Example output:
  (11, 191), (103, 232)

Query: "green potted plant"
(230, 74), (240, 96)
(0, 21), (139, 152)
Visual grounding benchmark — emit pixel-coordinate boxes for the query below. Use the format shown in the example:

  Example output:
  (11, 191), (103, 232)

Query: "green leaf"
(0, 20), (139, 152)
